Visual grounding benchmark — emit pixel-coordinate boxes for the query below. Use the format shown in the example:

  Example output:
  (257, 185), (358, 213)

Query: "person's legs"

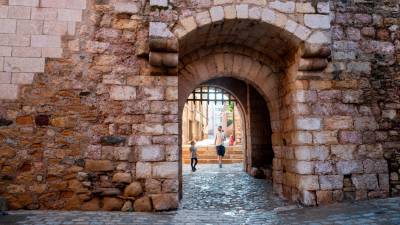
(194, 158), (198, 170)
(191, 158), (195, 171)
(218, 155), (222, 168)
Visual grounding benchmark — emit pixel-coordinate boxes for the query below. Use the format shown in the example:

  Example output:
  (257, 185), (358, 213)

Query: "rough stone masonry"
(0, 0), (398, 211)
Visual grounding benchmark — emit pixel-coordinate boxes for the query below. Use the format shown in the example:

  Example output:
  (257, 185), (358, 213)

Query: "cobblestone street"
(1, 164), (400, 224)
(181, 164), (288, 211)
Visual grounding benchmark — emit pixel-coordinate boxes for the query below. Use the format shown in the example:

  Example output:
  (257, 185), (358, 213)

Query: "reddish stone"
(85, 160), (114, 172)
(81, 198), (100, 211)
(133, 196), (152, 212)
(103, 197), (124, 211)
(16, 116), (33, 125)
(316, 191), (333, 205)
(0, 146), (16, 158)
(124, 182), (143, 197)
(151, 194), (179, 211)
(376, 29), (390, 41)
(64, 195), (81, 210)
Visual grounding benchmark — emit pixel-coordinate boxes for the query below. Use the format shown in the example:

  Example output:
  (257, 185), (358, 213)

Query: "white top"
(215, 131), (225, 146)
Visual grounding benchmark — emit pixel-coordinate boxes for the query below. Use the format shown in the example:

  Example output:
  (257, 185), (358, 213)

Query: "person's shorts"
(216, 145), (225, 156)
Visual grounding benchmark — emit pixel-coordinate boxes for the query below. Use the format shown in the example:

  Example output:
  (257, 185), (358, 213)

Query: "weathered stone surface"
(85, 160), (114, 172)
(110, 86), (136, 101)
(162, 179), (178, 193)
(100, 136), (126, 145)
(103, 197), (124, 211)
(320, 175), (343, 190)
(0, 146), (16, 158)
(352, 175), (379, 190)
(136, 162), (152, 179)
(316, 191), (333, 205)
(339, 131), (362, 144)
(304, 14), (331, 29)
(313, 131), (338, 144)
(331, 145), (356, 160)
(81, 198), (100, 211)
(121, 201), (132, 212)
(152, 162), (178, 178)
(112, 173), (132, 183)
(337, 160), (363, 175)
(297, 175), (319, 191)
(93, 188), (121, 196)
(363, 159), (388, 174)
(145, 179), (161, 194)
(300, 190), (316, 206)
(294, 146), (329, 161)
(128, 135), (152, 146)
(324, 116), (353, 130)
(315, 161), (334, 174)
(124, 182), (143, 197)
(138, 145), (165, 162)
(151, 194), (178, 211)
(133, 196), (152, 212)
(295, 117), (321, 130)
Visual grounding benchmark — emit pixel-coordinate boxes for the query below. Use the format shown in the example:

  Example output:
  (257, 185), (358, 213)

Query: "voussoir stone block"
(304, 14), (331, 29)
(210, 6), (224, 22)
(270, 1), (295, 13)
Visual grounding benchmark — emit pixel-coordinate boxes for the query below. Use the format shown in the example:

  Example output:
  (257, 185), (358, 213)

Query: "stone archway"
(148, 3), (332, 205)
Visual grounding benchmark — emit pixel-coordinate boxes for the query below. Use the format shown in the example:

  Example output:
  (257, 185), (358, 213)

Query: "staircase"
(183, 145), (244, 164)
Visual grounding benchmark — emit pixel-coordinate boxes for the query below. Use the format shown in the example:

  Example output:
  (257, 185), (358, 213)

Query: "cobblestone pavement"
(1, 164), (400, 224)
(181, 163), (289, 211)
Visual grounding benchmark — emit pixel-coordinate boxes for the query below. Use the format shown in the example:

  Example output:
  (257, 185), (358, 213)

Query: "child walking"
(190, 140), (198, 172)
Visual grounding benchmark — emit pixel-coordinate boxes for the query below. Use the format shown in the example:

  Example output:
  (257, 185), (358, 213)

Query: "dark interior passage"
(249, 86), (274, 169)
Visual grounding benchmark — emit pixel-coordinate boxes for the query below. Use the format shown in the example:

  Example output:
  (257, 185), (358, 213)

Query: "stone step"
(182, 145), (244, 164)
(183, 159), (244, 164)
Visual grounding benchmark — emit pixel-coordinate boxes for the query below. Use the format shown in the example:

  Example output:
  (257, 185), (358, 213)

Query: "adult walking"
(214, 126), (226, 168)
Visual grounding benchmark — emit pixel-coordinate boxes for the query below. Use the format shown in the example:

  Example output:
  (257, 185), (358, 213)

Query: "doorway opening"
(179, 77), (282, 210)
(182, 85), (244, 166)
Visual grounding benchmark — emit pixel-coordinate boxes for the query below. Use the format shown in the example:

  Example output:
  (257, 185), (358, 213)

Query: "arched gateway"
(149, 3), (336, 205)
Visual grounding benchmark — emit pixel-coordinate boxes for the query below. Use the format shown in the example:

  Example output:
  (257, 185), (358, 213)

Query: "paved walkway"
(181, 163), (288, 211)
(1, 164), (400, 224)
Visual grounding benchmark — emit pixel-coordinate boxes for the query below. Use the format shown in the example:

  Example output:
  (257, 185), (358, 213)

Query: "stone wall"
(331, 0), (400, 198)
(0, 0), (179, 211)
